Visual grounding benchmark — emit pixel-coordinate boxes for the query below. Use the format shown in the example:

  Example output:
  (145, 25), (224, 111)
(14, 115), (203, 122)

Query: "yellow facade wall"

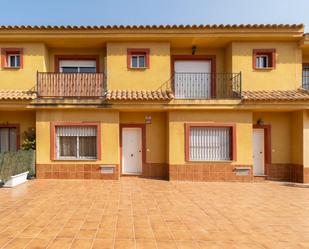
(0, 43), (48, 90)
(0, 111), (36, 147)
(119, 112), (167, 164)
(231, 41), (302, 90)
(291, 111), (304, 165)
(107, 42), (170, 90)
(36, 110), (119, 164)
(168, 110), (253, 165)
(253, 112), (292, 164)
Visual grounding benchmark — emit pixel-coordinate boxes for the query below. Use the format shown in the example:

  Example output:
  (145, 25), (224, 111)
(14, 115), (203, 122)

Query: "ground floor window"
(56, 126), (97, 160)
(0, 127), (17, 153)
(185, 123), (236, 161)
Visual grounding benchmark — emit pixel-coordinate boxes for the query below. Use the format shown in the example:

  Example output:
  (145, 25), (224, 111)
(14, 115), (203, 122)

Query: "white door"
(174, 60), (211, 99)
(122, 128), (142, 174)
(253, 129), (265, 175)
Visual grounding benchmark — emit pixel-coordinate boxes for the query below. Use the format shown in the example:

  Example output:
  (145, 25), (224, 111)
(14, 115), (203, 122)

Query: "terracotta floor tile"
(77, 229), (97, 239)
(135, 239), (157, 249)
(92, 239), (114, 249)
(70, 239), (93, 249)
(1, 179), (309, 249)
(156, 240), (178, 249)
(24, 238), (52, 249)
(115, 228), (134, 239)
(46, 238), (72, 249)
(3, 238), (32, 249)
(95, 228), (115, 239)
(114, 240), (135, 249)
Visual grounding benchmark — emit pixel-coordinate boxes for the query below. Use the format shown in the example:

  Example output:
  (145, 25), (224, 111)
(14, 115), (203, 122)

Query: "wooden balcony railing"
(37, 72), (104, 98)
(173, 72), (242, 99)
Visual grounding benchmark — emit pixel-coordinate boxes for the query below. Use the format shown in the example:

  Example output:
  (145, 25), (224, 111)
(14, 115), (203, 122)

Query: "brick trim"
(0, 124), (20, 150)
(54, 55), (100, 72)
(50, 122), (101, 161)
(1, 48), (24, 69)
(252, 49), (276, 70)
(185, 122), (237, 162)
(171, 55), (216, 97)
(127, 48), (150, 69)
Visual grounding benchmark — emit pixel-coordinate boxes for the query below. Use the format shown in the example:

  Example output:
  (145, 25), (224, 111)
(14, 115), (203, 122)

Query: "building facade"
(0, 24), (309, 182)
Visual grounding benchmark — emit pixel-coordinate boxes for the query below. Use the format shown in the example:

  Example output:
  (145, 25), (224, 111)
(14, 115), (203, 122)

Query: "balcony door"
(174, 60), (211, 99)
(59, 60), (97, 73)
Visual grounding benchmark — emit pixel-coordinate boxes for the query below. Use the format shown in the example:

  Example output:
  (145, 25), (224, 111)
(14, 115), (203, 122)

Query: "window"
(127, 48), (150, 69)
(1, 48), (23, 69)
(59, 60), (97, 73)
(253, 49), (276, 69)
(185, 123), (236, 161)
(55, 126), (98, 160)
(8, 54), (21, 68)
(0, 127), (18, 153)
(302, 64), (309, 89)
(131, 54), (146, 68)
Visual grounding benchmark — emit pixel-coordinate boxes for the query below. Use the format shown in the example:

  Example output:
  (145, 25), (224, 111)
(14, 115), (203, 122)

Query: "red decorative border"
(252, 49), (276, 70)
(185, 122), (237, 161)
(50, 122), (101, 161)
(127, 48), (150, 69)
(1, 48), (24, 69)
(171, 55), (216, 97)
(119, 124), (146, 175)
(0, 124), (20, 150)
(253, 124), (272, 175)
(54, 55), (100, 72)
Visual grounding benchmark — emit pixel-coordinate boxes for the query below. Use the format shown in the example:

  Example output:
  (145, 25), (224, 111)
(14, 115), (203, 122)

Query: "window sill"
(128, 67), (148, 70)
(254, 67), (274, 71)
(2, 66), (21, 70)
(187, 160), (234, 163)
(53, 158), (98, 161)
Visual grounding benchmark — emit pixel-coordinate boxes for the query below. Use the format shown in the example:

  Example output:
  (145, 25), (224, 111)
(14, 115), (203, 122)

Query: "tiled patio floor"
(0, 178), (309, 249)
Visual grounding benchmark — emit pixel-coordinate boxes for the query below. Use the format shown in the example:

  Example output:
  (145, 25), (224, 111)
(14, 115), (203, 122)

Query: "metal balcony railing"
(37, 72), (104, 98)
(302, 74), (309, 90)
(173, 72), (242, 99)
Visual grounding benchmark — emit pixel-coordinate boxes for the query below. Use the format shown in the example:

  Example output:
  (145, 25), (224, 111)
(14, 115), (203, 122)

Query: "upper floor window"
(1, 48), (23, 69)
(253, 49), (276, 70)
(127, 48), (150, 69)
(59, 60), (97, 73)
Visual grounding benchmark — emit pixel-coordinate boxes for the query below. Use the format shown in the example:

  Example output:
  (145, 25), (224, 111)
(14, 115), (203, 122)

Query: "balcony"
(37, 72), (104, 98)
(173, 72), (242, 99)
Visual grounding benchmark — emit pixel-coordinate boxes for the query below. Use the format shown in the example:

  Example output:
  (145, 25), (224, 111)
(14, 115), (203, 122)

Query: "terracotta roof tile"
(0, 24), (304, 31)
(105, 90), (174, 101)
(0, 90), (36, 100)
(242, 89), (309, 101)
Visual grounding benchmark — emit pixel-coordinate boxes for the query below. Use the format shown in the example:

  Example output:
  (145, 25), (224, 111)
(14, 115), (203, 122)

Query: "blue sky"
(1, 0), (309, 31)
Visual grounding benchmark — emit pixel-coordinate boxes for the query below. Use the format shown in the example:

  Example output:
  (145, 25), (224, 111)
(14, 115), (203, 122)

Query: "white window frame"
(131, 54), (146, 68)
(59, 60), (97, 73)
(7, 54), (21, 68)
(256, 54), (270, 69)
(56, 126), (97, 160)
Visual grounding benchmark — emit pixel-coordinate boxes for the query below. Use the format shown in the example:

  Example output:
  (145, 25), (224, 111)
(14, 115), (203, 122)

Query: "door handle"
(131, 154), (134, 157)
(139, 150), (141, 152)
